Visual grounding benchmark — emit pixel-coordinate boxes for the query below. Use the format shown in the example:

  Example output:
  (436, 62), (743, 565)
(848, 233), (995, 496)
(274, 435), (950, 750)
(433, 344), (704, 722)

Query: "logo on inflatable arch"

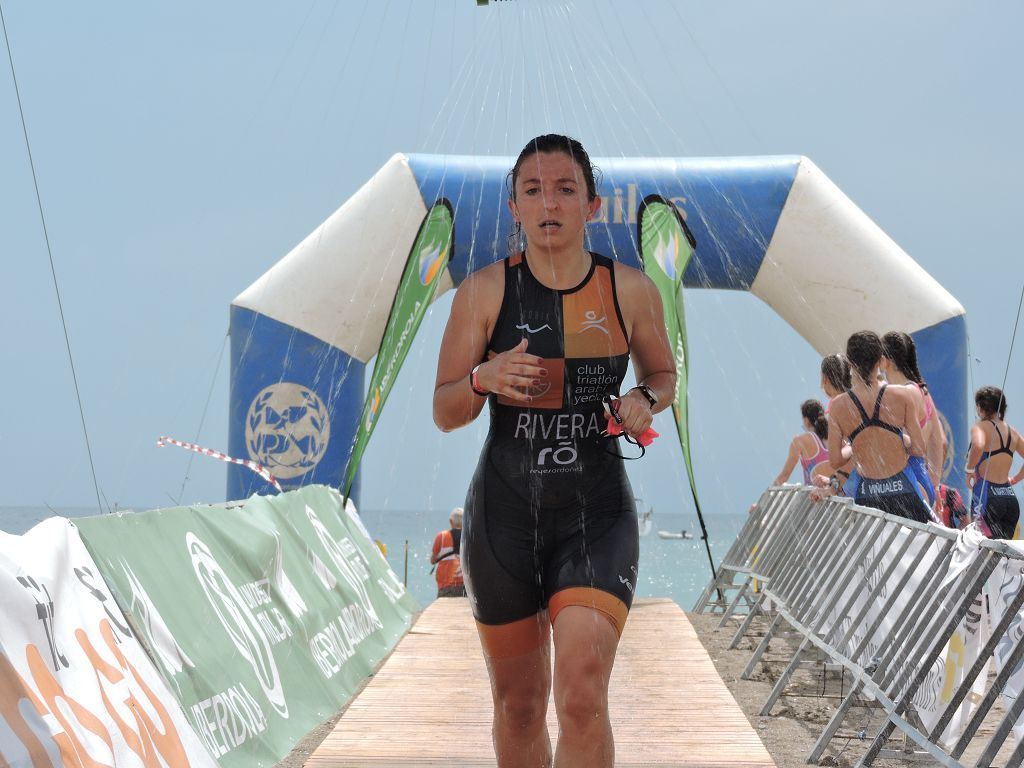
(417, 202), (453, 286)
(937, 408), (955, 482)
(187, 532), (289, 718)
(638, 195), (696, 284)
(246, 383), (330, 480)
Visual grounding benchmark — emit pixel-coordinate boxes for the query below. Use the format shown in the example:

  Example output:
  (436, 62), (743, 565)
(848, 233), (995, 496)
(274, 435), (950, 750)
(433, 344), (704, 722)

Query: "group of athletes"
(776, 332), (1024, 539)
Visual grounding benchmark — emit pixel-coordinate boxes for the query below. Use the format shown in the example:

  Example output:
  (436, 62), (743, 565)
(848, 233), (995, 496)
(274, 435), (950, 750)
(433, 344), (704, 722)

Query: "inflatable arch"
(228, 154), (967, 501)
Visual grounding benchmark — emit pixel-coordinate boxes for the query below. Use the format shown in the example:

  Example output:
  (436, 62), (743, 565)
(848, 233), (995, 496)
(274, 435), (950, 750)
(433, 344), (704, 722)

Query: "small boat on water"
(657, 530), (694, 540)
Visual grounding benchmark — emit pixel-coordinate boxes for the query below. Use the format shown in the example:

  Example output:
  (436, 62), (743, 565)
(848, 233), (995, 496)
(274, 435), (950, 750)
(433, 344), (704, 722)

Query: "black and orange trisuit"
(462, 251), (640, 658)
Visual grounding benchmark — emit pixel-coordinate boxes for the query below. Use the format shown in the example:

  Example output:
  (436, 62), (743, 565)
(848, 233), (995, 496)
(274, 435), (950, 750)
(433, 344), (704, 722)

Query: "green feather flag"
(343, 199), (453, 498)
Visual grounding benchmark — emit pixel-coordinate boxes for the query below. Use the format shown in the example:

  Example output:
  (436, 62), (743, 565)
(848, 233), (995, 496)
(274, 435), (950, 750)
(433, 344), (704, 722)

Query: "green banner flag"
(637, 196), (701, 506)
(343, 198), (454, 497)
(76, 485), (418, 768)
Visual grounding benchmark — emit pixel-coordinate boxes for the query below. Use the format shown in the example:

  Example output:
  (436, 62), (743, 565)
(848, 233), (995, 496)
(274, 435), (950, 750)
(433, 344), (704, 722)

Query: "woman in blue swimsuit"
(433, 135), (676, 768)
(827, 331), (932, 523)
(966, 386), (1024, 539)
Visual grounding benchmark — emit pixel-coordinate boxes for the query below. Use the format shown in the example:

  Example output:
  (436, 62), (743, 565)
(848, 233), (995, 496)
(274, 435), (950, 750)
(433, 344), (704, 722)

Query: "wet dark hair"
(507, 134), (599, 202)
(976, 386), (1008, 419)
(883, 331), (929, 395)
(820, 354), (851, 392)
(801, 399), (828, 441)
(846, 331), (884, 384)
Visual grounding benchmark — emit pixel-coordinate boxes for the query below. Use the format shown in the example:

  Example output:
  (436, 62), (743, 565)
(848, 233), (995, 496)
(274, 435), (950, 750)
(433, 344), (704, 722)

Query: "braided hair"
(801, 399), (828, 441)
(821, 354), (851, 392)
(883, 331), (929, 395)
(846, 331), (885, 385)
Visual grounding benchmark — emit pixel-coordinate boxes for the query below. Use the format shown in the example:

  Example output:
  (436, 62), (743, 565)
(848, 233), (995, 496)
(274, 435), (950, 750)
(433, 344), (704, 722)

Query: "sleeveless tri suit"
(462, 251), (639, 656)
(846, 385), (933, 524)
(971, 420), (1020, 539)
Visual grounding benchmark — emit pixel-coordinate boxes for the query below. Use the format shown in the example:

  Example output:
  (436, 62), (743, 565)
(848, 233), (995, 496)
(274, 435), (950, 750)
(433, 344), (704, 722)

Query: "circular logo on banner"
(246, 383), (330, 480)
(186, 532), (288, 718)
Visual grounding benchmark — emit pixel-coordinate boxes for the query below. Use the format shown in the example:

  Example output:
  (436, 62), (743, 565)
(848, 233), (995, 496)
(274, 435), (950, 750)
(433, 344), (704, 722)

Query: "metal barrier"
(694, 485), (1024, 767)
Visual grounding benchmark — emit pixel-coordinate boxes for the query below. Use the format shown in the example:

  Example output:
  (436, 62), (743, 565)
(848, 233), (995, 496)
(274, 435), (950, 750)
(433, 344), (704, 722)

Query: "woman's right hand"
(475, 338), (547, 403)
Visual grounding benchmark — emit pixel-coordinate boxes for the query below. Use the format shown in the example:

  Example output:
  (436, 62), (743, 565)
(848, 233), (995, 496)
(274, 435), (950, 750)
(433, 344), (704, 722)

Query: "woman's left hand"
(617, 389), (654, 439)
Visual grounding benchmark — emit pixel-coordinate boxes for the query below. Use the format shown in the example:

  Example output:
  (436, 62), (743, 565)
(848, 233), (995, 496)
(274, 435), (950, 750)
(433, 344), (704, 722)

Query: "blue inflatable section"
(227, 153), (970, 503)
(406, 154), (800, 290)
(913, 314), (968, 488)
(228, 307), (364, 500)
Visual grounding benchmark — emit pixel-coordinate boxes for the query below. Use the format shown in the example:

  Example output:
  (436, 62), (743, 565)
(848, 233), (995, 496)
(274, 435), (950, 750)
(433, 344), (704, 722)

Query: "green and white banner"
(637, 196), (701, 510)
(76, 485), (417, 768)
(343, 198), (454, 498)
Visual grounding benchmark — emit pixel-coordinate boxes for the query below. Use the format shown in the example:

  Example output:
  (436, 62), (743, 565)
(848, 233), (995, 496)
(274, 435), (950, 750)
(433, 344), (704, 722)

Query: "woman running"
(433, 134), (675, 768)
(882, 331), (947, 487)
(966, 386), (1024, 539)
(827, 331), (932, 523)
(773, 400), (832, 486)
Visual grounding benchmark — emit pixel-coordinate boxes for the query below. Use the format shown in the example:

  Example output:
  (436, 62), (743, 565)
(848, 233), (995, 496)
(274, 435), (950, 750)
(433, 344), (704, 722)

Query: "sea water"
(0, 506), (745, 612)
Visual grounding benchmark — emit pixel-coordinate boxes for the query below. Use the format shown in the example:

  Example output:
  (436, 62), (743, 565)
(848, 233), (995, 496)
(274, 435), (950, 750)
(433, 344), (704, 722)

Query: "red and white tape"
(156, 435), (282, 492)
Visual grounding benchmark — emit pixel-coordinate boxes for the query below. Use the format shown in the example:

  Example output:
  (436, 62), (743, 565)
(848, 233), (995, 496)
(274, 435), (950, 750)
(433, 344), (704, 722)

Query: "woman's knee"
(554, 660), (608, 729)
(492, 676), (549, 728)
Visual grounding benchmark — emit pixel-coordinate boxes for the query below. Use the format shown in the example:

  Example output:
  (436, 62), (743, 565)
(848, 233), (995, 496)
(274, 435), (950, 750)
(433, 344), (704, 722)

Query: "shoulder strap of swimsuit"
(871, 384), (887, 420)
(811, 432), (826, 453)
(873, 385), (905, 437)
(846, 389), (871, 442)
(990, 419), (1014, 456)
(847, 385), (903, 443)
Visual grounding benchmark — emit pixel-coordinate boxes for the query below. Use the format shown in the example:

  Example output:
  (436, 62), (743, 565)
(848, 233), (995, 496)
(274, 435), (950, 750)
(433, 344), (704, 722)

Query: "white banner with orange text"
(0, 517), (216, 767)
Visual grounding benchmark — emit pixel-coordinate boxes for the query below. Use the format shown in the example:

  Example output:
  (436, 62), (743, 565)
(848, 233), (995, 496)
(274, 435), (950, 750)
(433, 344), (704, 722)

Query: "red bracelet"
(470, 364), (489, 397)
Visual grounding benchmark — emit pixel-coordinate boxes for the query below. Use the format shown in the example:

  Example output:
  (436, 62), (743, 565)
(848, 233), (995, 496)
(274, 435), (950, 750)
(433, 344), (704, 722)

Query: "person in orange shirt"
(430, 507), (466, 597)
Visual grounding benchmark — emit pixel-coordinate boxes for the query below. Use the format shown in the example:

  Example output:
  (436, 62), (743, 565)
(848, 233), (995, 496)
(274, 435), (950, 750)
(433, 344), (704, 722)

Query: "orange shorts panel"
(476, 613), (550, 660)
(548, 587), (629, 637)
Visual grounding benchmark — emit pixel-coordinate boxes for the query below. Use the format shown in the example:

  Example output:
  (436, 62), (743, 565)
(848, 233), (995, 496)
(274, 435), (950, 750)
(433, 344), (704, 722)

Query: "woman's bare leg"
(480, 615), (553, 768)
(551, 605), (620, 768)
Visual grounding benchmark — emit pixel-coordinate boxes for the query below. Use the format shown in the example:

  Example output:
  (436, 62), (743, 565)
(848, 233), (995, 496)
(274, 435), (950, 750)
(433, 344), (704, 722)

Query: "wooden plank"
(305, 598), (775, 767)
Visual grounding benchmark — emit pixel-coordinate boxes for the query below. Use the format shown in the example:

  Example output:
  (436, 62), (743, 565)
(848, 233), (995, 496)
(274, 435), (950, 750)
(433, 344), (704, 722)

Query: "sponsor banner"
(343, 199), (454, 497)
(820, 525), (987, 746)
(637, 196), (701, 509)
(0, 517), (217, 767)
(76, 485), (417, 768)
(986, 541), (1024, 742)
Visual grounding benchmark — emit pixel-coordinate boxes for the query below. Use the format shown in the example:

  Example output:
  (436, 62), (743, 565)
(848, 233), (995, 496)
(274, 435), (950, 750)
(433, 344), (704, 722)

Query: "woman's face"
(508, 151), (601, 251)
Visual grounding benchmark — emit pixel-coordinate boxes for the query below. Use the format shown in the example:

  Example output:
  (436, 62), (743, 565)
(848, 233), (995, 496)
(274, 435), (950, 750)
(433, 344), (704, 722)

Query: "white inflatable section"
(752, 157), (964, 354)
(234, 153), (429, 363)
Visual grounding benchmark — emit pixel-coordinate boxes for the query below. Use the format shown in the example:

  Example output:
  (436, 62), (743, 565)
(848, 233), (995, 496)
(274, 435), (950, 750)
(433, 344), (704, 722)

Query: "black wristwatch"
(630, 383), (658, 408)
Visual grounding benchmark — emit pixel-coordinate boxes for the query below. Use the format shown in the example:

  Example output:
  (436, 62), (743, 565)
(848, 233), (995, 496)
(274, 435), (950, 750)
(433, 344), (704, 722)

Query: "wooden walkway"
(305, 598), (775, 767)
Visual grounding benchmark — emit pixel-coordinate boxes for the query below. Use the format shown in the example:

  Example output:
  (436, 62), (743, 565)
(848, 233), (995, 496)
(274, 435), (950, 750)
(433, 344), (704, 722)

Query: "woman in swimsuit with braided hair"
(827, 331), (932, 523)
(433, 134), (675, 768)
(882, 331), (947, 488)
(966, 386), (1024, 539)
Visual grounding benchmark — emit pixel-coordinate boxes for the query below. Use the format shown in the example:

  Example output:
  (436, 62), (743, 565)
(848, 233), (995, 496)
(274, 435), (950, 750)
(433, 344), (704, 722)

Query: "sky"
(2, 0), (1022, 523)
